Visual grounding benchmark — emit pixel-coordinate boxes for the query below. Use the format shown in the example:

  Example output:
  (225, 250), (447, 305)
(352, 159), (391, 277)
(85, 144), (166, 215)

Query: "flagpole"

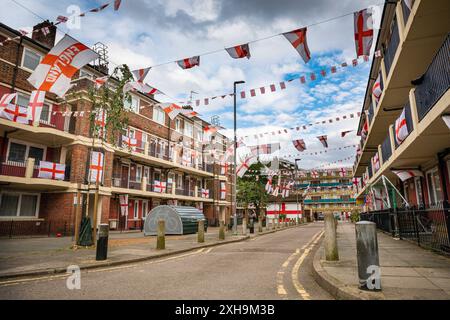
(233, 81), (245, 235)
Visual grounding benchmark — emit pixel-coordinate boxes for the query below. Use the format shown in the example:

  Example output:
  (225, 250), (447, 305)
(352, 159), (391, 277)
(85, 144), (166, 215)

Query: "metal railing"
(361, 203), (450, 255)
(0, 220), (73, 238)
(383, 15), (400, 77)
(415, 34), (450, 121)
(381, 133), (392, 163)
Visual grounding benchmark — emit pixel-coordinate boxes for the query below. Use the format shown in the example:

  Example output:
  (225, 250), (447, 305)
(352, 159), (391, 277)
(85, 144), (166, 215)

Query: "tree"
(237, 176), (268, 219)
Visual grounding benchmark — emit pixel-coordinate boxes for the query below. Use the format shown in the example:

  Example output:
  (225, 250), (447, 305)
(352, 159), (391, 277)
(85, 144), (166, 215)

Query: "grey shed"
(144, 206), (207, 236)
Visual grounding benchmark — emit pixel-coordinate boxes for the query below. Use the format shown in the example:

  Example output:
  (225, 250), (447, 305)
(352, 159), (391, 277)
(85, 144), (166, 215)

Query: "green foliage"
(237, 178), (268, 215)
(88, 64), (134, 144)
(350, 208), (360, 223)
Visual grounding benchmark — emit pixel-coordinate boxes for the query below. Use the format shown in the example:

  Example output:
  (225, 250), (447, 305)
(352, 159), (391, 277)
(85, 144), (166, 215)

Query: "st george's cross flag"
(339, 167), (347, 177)
(0, 104), (28, 124)
(317, 135), (328, 148)
(162, 103), (182, 120)
(372, 152), (380, 172)
(27, 90), (46, 123)
(27, 35), (99, 98)
(177, 56), (200, 69)
(354, 9), (373, 57)
(119, 194), (128, 216)
(122, 135), (138, 149)
(372, 74), (383, 103)
(0, 93), (17, 109)
(94, 76), (108, 89)
(38, 161), (65, 180)
(265, 176), (273, 194)
(132, 67), (151, 83)
(311, 170), (319, 179)
(392, 170), (423, 182)
(89, 151), (104, 183)
(225, 43), (251, 59)
(237, 155), (257, 178)
(293, 139), (306, 152)
(395, 108), (409, 145)
(283, 27), (311, 63)
(95, 109), (107, 137)
(201, 188), (210, 198)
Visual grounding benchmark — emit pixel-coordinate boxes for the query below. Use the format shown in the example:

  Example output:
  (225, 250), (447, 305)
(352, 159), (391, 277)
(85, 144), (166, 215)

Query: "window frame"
(426, 167), (444, 206)
(21, 47), (42, 72)
(6, 138), (47, 164)
(0, 192), (40, 218)
(17, 93), (52, 123)
(152, 106), (165, 125)
(133, 200), (139, 220)
(184, 121), (194, 138)
(124, 94), (140, 114)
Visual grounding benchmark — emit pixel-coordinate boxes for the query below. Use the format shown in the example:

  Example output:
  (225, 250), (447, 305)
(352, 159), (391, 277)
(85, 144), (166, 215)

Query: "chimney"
(32, 20), (56, 49)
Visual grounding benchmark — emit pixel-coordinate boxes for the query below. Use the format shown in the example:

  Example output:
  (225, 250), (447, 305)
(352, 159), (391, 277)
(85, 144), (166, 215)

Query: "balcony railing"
(383, 15), (400, 77)
(296, 182), (352, 188)
(381, 133), (392, 163)
(415, 34), (450, 121)
(368, 102), (374, 124)
(304, 199), (356, 204)
(0, 159), (70, 182)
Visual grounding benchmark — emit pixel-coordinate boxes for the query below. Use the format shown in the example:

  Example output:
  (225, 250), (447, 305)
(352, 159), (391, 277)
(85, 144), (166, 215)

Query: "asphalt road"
(0, 222), (333, 300)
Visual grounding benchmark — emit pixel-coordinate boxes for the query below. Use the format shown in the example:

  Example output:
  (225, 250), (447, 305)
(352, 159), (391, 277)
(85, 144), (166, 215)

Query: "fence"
(0, 220), (74, 239)
(361, 203), (450, 255)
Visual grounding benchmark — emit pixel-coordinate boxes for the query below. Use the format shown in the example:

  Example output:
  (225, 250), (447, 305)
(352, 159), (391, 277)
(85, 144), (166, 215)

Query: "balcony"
(304, 199), (356, 204)
(383, 14), (400, 77)
(380, 134), (392, 164)
(414, 34), (450, 122)
(296, 182), (352, 188)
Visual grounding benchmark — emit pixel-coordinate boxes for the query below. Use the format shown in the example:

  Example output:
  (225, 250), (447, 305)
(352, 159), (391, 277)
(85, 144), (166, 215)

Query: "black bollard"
(96, 224), (109, 261)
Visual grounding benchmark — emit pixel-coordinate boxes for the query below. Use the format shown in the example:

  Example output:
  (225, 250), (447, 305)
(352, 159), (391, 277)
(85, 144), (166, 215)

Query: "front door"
(121, 165), (129, 188)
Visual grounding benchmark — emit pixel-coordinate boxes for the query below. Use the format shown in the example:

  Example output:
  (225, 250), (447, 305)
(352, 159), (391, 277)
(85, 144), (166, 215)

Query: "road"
(0, 222), (333, 300)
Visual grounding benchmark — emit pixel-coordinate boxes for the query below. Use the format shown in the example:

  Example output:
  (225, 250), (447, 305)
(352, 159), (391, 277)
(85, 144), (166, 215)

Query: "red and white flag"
(114, 0), (122, 11)
(27, 35), (99, 98)
(177, 56), (200, 69)
(237, 155), (257, 178)
(220, 182), (226, 199)
(153, 181), (167, 193)
(95, 109), (107, 136)
(361, 119), (369, 139)
(38, 161), (65, 180)
(225, 43), (251, 59)
(293, 139), (306, 152)
(395, 108), (409, 145)
(354, 9), (373, 57)
(89, 151), (104, 183)
(372, 74), (382, 102)
(265, 176), (273, 194)
(27, 90), (45, 123)
(201, 188), (210, 198)
(132, 67), (151, 83)
(249, 143), (280, 156)
(122, 135), (138, 149)
(317, 135), (328, 148)
(372, 153), (380, 172)
(392, 170), (423, 182)
(119, 194), (128, 216)
(0, 93), (17, 108)
(339, 167), (347, 177)
(95, 76), (108, 89)
(311, 170), (319, 179)
(0, 104), (28, 124)
(181, 109), (198, 118)
(283, 27), (311, 63)
(162, 103), (182, 120)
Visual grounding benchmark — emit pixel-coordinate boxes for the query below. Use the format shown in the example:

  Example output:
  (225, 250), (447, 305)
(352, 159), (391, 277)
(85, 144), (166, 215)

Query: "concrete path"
(313, 222), (450, 300)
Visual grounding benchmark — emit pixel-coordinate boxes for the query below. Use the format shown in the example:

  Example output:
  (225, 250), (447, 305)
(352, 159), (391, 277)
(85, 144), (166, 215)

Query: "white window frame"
(124, 94), (140, 114)
(142, 200), (149, 219)
(136, 164), (142, 183)
(175, 118), (183, 133)
(0, 192), (40, 218)
(414, 177), (423, 206)
(426, 167), (444, 206)
(133, 200), (139, 220)
(153, 106), (165, 125)
(21, 47), (42, 72)
(6, 138), (47, 164)
(17, 93), (52, 123)
(184, 121), (194, 138)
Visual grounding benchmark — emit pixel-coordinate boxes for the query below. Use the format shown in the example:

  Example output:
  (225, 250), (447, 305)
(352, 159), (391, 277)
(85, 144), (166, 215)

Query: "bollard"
(324, 212), (339, 261)
(356, 221), (381, 291)
(95, 224), (109, 261)
(156, 219), (165, 250)
(198, 220), (205, 243)
(219, 221), (225, 240)
(258, 218), (263, 233)
(242, 218), (247, 236)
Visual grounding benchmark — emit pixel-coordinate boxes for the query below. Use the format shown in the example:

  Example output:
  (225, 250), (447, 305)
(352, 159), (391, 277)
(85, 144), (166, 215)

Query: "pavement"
(0, 224), (298, 280)
(312, 221), (450, 300)
(0, 222), (330, 300)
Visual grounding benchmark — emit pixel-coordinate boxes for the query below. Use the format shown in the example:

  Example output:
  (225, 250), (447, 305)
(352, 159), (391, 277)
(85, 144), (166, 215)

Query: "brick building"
(0, 21), (233, 237)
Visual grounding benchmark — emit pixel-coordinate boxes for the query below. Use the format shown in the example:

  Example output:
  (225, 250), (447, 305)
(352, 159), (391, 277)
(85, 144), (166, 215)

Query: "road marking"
(204, 248), (213, 254)
(291, 231), (323, 300)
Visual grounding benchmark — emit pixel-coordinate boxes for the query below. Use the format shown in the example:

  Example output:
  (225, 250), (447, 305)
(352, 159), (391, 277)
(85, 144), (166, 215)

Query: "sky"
(0, 0), (382, 169)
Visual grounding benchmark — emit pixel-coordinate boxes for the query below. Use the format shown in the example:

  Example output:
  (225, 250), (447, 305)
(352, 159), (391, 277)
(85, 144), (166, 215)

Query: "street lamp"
(295, 159), (301, 224)
(233, 80), (245, 235)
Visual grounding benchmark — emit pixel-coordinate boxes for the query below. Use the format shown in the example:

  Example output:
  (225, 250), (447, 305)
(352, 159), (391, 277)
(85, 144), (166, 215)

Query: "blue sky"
(0, 0), (381, 168)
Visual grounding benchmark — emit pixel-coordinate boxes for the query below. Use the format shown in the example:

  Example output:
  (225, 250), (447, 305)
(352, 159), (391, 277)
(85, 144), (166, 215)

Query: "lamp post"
(295, 159), (301, 224)
(233, 80), (245, 235)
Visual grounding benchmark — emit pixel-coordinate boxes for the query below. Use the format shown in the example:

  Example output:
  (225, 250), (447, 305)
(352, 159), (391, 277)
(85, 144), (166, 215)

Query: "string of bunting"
(280, 144), (357, 158)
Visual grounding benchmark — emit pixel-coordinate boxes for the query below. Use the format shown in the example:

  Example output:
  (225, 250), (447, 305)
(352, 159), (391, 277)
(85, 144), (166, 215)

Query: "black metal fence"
(361, 203), (450, 255)
(0, 220), (74, 239)
(383, 15), (400, 77)
(381, 133), (392, 163)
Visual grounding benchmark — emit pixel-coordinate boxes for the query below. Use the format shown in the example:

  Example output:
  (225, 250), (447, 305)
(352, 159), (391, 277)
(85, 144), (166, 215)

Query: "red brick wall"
(69, 144), (89, 184)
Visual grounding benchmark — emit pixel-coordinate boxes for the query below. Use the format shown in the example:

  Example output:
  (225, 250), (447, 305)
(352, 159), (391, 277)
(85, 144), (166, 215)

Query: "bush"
(350, 209), (360, 223)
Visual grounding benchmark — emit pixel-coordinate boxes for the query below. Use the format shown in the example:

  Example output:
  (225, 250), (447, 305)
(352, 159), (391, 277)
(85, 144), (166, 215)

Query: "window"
(7, 140), (45, 163)
(22, 48), (41, 71)
(17, 94), (51, 122)
(154, 171), (161, 182)
(184, 122), (193, 137)
(153, 106), (165, 125)
(175, 119), (182, 133)
(176, 174), (183, 189)
(136, 165), (142, 183)
(142, 201), (148, 219)
(0, 193), (39, 217)
(195, 126), (203, 141)
(124, 95), (140, 113)
(414, 177), (424, 206)
(134, 201), (139, 220)
(426, 168), (444, 206)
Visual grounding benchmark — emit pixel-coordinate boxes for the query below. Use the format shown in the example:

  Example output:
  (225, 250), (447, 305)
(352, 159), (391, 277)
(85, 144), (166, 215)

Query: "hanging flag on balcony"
(339, 167), (347, 177)
(282, 181), (294, 198)
(0, 104), (29, 124)
(95, 76), (108, 89)
(220, 162), (229, 175)
(283, 27), (311, 63)
(372, 153), (380, 172)
(361, 118), (369, 140)
(132, 67), (151, 83)
(38, 161), (66, 180)
(225, 43), (251, 59)
(392, 169), (423, 182)
(27, 90), (45, 123)
(354, 9), (373, 57)
(0, 93), (17, 108)
(153, 180), (166, 193)
(89, 151), (104, 183)
(395, 108), (409, 145)
(27, 35), (99, 98)
(201, 188), (210, 198)
(220, 182), (226, 200)
(119, 194), (128, 216)
(292, 139), (306, 152)
(372, 74), (382, 103)
(162, 103), (182, 120)
(237, 155), (257, 178)
(272, 184), (279, 197)
(122, 135), (138, 149)
(265, 176), (273, 194)
(317, 135), (328, 148)
(311, 170), (319, 179)
(177, 56), (200, 69)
